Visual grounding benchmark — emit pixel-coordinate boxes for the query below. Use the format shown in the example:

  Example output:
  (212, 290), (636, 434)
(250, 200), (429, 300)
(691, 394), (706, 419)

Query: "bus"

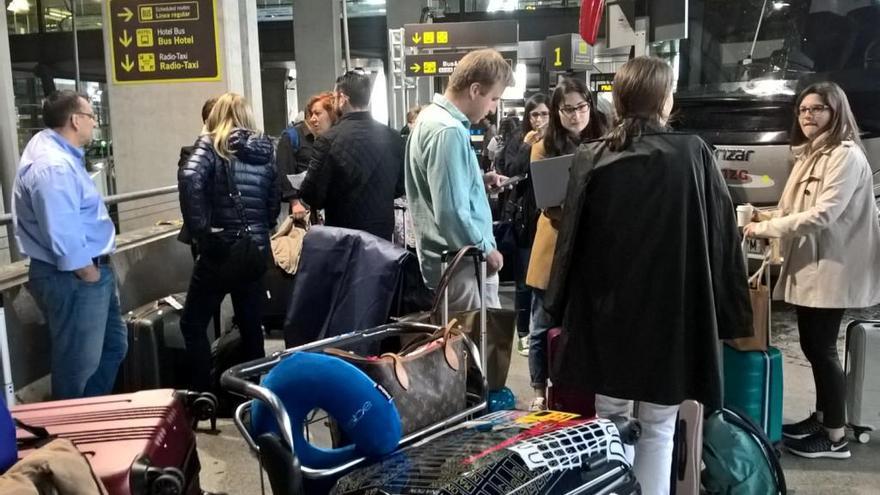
(672, 0), (880, 207)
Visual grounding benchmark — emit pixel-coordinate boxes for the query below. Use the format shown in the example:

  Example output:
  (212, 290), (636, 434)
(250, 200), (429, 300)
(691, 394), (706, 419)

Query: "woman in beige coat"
(745, 81), (880, 459)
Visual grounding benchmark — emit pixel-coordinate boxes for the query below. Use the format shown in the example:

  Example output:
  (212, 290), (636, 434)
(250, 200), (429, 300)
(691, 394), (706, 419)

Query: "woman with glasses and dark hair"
(497, 94), (550, 357)
(524, 77), (608, 411)
(523, 95), (550, 142)
(745, 81), (880, 459)
(545, 58), (751, 495)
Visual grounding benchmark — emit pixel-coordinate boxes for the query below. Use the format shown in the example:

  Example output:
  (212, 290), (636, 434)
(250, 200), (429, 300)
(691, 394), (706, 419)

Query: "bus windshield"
(673, 0), (880, 136)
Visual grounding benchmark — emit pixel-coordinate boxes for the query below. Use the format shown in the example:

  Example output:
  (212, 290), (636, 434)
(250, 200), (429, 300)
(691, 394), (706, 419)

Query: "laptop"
(530, 153), (574, 209)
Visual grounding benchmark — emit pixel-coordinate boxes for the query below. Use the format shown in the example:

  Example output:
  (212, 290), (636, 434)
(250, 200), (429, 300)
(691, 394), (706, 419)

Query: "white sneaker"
(516, 336), (530, 356)
(529, 397), (547, 412)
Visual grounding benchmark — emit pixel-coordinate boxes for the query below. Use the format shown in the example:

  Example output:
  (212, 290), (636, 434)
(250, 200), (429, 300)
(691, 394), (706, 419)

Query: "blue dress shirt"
(12, 129), (115, 271)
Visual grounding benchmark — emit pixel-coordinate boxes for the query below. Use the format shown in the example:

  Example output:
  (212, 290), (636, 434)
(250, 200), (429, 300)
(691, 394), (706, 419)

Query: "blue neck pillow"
(0, 398), (14, 473)
(250, 352), (401, 469)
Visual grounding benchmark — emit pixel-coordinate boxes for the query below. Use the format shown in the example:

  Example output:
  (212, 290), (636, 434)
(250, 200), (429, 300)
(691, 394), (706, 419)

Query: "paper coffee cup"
(736, 204), (754, 227)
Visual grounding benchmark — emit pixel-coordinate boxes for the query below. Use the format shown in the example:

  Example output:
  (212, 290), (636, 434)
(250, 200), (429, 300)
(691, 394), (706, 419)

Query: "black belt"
(92, 255), (111, 265)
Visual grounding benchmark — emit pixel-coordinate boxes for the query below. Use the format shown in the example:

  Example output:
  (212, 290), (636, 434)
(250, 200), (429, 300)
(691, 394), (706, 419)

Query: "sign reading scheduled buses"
(108, 0), (221, 84)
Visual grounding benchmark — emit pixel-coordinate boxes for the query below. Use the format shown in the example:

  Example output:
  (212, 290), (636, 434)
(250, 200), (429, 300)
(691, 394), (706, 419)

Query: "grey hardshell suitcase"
(671, 400), (704, 495)
(845, 320), (880, 443)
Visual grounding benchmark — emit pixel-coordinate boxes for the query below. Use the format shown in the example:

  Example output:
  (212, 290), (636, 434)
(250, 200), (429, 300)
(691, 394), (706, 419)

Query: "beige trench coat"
(751, 137), (880, 308)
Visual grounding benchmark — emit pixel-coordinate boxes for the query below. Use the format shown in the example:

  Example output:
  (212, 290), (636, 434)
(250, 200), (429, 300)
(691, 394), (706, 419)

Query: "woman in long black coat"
(545, 57), (751, 495)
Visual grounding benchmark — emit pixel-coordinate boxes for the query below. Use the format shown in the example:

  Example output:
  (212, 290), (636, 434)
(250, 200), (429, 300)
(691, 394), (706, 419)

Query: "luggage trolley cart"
(221, 320), (490, 495)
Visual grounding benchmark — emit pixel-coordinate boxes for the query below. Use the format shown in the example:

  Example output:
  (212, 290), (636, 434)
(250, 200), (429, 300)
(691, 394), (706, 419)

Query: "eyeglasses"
(529, 111), (550, 119)
(74, 112), (97, 122)
(559, 102), (590, 116)
(798, 105), (830, 116)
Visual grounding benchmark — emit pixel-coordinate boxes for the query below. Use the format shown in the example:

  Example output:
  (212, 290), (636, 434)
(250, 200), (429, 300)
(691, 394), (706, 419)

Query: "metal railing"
(0, 185), (178, 227)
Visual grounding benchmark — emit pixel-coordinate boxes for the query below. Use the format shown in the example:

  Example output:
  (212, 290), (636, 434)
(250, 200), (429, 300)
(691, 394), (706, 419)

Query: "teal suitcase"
(723, 344), (783, 444)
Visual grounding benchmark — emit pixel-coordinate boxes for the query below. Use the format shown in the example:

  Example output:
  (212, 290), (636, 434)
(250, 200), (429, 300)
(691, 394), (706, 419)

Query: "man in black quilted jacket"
(298, 70), (405, 240)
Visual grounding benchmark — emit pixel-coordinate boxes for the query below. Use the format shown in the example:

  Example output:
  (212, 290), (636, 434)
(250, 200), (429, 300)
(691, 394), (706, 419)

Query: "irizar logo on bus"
(715, 148), (754, 162)
(715, 148), (775, 189)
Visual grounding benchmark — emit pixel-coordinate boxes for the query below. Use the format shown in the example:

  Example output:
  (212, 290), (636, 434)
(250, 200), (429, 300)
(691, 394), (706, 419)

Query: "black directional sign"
(404, 20), (518, 48)
(545, 33), (593, 72)
(108, 0), (221, 83)
(405, 51), (517, 78)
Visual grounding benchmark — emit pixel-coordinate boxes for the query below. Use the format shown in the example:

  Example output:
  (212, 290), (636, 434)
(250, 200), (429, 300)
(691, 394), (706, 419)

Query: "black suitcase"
(331, 410), (641, 495)
(116, 293), (230, 393)
(262, 265), (296, 331)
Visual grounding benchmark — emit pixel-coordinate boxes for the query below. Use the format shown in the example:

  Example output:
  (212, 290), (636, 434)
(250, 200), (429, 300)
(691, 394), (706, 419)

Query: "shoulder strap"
(15, 418), (57, 450)
(285, 126), (300, 152)
(224, 159), (252, 234)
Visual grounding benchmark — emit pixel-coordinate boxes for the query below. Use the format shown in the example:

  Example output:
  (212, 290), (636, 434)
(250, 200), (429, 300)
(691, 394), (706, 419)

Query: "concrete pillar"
(293, 0), (343, 110)
(262, 67), (291, 136)
(100, 0), (264, 232)
(0, 10), (21, 262)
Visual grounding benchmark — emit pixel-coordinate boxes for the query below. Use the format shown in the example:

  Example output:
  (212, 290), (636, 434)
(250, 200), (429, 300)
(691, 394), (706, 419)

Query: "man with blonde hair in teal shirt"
(405, 49), (514, 311)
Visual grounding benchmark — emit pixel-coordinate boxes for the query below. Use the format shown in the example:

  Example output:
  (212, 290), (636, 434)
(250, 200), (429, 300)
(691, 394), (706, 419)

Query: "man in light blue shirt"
(12, 90), (126, 399)
(406, 49), (513, 311)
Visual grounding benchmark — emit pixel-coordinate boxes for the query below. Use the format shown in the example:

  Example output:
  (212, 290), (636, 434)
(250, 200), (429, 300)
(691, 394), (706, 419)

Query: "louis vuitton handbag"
(400, 246), (516, 391)
(324, 321), (468, 437)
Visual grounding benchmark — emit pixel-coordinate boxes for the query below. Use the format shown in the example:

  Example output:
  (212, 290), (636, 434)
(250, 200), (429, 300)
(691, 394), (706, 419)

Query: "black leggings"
(795, 306), (846, 429)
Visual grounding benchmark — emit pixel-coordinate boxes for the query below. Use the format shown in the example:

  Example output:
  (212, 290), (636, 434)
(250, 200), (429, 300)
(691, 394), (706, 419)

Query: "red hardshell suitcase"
(547, 327), (596, 417)
(12, 389), (202, 495)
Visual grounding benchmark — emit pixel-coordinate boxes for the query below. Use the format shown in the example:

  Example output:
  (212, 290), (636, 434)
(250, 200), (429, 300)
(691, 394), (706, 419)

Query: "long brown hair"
(204, 93), (258, 160)
(790, 81), (862, 149)
(605, 57), (674, 151)
(543, 77), (608, 157)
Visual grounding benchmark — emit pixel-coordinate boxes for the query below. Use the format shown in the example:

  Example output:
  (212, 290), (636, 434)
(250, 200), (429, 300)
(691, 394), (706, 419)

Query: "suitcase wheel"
(151, 466), (185, 495)
(176, 391), (219, 431)
(192, 393), (219, 431)
(852, 426), (872, 444)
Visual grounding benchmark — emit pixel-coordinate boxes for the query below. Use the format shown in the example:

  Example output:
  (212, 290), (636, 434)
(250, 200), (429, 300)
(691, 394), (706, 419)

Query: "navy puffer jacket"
(178, 129), (280, 253)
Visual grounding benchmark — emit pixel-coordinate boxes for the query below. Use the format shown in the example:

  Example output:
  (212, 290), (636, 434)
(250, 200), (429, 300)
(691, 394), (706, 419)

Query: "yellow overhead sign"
(109, 0), (221, 84)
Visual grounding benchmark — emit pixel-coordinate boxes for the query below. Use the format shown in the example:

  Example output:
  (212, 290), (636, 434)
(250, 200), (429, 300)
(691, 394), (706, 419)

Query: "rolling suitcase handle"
(441, 247), (488, 385)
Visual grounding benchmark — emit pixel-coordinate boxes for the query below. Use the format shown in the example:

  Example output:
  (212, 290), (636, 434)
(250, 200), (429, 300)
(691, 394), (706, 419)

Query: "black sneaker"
(782, 413), (823, 440)
(786, 431), (851, 459)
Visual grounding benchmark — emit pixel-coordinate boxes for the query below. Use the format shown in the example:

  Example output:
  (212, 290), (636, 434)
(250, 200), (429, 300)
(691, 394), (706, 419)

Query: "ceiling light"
(7, 0), (30, 14)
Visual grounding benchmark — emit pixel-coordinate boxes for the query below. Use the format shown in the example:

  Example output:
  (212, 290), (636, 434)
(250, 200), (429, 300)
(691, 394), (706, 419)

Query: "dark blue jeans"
(529, 289), (554, 389)
(515, 247), (532, 339)
(28, 259), (128, 399)
(180, 257), (266, 391)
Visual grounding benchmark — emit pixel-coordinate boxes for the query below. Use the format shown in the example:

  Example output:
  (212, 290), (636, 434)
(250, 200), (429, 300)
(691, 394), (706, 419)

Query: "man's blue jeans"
(28, 259), (128, 399)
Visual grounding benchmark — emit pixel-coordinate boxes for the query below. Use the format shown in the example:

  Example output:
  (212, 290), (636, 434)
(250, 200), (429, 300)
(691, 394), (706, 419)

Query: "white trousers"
(595, 394), (680, 495)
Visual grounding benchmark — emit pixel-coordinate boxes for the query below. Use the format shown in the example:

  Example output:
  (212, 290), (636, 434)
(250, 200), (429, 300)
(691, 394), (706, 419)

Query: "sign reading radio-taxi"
(108, 0), (220, 83)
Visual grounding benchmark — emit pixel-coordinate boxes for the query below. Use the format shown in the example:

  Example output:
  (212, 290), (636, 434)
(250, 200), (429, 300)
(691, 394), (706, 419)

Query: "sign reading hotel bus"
(108, 0), (221, 83)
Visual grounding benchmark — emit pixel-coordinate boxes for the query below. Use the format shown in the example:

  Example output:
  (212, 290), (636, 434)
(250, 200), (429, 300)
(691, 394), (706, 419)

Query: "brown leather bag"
(325, 321), (468, 437)
(401, 246), (516, 390)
